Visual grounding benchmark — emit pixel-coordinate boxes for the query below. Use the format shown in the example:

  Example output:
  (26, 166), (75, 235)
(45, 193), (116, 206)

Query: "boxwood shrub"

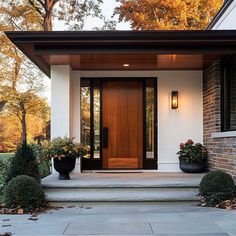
(6, 143), (40, 183)
(199, 170), (235, 206)
(4, 175), (46, 210)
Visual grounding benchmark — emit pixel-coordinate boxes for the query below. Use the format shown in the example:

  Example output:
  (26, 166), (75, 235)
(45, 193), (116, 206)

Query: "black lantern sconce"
(171, 91), (178, 109)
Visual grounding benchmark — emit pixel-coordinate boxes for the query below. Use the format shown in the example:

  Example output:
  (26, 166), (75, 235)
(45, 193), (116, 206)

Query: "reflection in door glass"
(146, 80), (155, 159)
(81, 86), (90, 158)
(93, 88), (100, 159)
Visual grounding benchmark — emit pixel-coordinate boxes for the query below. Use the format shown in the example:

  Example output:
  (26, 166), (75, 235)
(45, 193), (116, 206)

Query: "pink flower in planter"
(186, 139), (193, 145)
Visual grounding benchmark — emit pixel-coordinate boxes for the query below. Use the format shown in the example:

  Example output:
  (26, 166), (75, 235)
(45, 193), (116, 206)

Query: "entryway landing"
(42, 172), (204, 188)
(41, 172), (205, 205)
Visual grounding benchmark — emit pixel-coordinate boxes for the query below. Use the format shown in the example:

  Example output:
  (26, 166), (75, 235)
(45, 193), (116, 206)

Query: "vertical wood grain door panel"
(102, 80), (143, 169)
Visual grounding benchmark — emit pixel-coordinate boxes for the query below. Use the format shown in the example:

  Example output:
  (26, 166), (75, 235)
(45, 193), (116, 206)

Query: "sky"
(43, 0), (131, 102)
(53, 0), (131, 30)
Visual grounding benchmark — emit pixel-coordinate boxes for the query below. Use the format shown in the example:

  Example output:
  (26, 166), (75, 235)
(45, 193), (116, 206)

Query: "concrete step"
(43, 187), (199, 202)
(41, 173), (202, 204)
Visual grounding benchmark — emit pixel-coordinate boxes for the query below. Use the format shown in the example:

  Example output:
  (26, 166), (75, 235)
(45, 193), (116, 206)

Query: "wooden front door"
(102, 80), (143, 169)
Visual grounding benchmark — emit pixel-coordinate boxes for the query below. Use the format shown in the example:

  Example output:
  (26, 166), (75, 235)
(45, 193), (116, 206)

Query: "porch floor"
(41, 172), (205, 188)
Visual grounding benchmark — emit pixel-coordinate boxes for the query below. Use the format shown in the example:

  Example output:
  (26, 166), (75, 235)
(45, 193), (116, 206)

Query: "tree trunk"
(20, 101), (27, 143)
(43, 0), (54, 31)
(43, 11), (53, 31)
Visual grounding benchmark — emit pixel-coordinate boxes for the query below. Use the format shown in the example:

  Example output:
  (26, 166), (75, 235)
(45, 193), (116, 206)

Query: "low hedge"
(4, 175), (46, 210)
(199, 170), (235, 206)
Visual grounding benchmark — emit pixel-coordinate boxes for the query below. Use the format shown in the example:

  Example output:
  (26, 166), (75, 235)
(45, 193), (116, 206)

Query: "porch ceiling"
(5, 30), (236, 77)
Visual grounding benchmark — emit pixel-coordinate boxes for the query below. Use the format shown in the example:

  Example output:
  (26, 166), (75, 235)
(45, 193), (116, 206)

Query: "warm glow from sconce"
(123, 64), (130, 67)
(171, 91), (178, 109)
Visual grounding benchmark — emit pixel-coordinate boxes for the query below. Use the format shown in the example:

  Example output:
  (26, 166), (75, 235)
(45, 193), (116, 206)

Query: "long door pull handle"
(102, 127), (108, 148)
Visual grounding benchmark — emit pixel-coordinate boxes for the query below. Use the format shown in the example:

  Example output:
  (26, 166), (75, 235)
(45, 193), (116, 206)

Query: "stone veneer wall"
(203, 61), (236, 179)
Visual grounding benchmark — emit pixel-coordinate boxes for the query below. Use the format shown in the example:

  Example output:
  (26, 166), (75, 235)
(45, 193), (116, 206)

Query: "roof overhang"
(5, 30), (236, 78)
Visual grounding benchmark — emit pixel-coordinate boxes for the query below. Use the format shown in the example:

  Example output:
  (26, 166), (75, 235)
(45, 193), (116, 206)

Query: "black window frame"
(221, 55), (236, 132)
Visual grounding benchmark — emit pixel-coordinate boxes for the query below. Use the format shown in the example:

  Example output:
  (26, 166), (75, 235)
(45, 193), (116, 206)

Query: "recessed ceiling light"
(123, 64), (130, 67)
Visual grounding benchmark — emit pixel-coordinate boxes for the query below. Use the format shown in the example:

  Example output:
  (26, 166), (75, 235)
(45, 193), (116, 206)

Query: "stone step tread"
(44, 188), (199, 194)
(44, 191), (199, 202)
(44, 189), (199, 201)
(42, 183), (199, 188)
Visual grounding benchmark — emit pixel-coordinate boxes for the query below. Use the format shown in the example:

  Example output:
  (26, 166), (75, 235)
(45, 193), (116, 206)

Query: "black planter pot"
(179, 159), (207, 173)
(53, 158), (76, 180)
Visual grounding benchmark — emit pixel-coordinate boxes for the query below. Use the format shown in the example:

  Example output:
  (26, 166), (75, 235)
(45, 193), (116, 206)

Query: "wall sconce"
(171, 91), (178, 109)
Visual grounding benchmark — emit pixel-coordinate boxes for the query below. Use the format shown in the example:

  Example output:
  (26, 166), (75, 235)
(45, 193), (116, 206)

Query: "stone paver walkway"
(1, 202), (236, 235)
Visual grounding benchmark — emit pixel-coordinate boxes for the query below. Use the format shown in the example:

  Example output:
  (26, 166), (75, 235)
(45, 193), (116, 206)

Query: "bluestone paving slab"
(150, 222), (224, 234)
(64, 222), (152, 235)
(108, 213), (183, 223)
(1, 222), (69, 235)
(179, 211), (233, 222)
(155, 234), (229, 236)
(1, 203), (236, 235)
(215, 220), (236, 233)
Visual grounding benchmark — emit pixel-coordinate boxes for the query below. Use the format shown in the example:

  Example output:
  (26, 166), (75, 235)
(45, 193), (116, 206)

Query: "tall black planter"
(179, 159), (206, 173)
(53, 158), (76, 180)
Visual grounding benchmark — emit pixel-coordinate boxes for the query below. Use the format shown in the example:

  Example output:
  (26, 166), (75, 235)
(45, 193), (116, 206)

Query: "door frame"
(81, 77), (158, 171)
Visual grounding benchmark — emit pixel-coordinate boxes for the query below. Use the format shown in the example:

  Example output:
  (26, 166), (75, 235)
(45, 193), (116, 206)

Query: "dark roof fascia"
(5, 30), (236, 42)
(207, 0), (234, 30)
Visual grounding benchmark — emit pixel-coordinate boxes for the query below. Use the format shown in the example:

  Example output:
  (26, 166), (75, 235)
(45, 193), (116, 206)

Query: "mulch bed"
(215, 199), (236, 210)
(199, 196), (236, 210)
(0, 203), (62, 215)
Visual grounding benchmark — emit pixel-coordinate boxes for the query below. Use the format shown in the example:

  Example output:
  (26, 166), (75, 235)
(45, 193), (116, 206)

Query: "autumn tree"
(12, 0), (115, 31)
(0, 1), (49, 144)
(115, 0), (224, 30)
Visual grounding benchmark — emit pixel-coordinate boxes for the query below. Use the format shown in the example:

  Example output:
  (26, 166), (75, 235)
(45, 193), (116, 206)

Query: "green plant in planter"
(45, 137), (87, 160)
(177, 139), (207, 173)
(177, 139), (207, 163)
(45, 137), (87, 180)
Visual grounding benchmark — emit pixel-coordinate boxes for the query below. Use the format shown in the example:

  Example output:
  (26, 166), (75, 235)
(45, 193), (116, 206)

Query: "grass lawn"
(0, 152), (14, 159)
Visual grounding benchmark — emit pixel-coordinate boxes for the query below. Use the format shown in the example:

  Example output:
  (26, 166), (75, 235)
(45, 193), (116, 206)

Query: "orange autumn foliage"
(0, 112), (50, 152)
(116, 0), (224, 30)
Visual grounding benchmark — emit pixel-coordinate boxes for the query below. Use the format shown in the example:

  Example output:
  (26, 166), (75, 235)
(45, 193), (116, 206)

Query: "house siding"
(211, 0), (236, 29)
(203, 61), (236, 179)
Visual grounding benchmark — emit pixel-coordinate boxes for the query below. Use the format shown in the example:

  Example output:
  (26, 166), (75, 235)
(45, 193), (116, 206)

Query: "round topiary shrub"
(4, 175), (46, 210)
(6, 143), (40, 183)
(199, 170), (235, 206)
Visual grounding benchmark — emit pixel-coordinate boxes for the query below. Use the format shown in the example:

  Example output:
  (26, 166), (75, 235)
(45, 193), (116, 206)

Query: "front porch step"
(42, 173), (203, 204)
(43, 187), (199, 202)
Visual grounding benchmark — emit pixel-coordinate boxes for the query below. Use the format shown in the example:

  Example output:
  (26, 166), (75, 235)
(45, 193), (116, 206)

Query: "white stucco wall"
(212, 1), (236, 29)
(80, 71), (203, 171)
(157, 71), (203, 171)
(51, 68), (203, 171)
(51, 65), (72, 138)
(51, 65), (81, 172)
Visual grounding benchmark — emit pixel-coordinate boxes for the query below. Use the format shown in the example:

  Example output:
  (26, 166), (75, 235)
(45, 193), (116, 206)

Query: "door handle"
(102, 127), (108, 148)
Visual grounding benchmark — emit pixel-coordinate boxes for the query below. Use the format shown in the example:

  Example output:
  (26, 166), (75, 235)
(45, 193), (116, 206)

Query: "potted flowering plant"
(45, 137), (87, 180)
(177, 139), (207, 173)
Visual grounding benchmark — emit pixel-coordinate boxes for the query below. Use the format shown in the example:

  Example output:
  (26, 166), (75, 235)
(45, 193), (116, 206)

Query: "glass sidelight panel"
(93, 88), (100, 159)
(81, 79), (101, 160)
(81, 80), (91, 158)
(145, 79), (155, 159)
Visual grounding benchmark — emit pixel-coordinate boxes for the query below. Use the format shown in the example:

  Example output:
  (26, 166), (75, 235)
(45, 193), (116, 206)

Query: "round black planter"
(179, 159), (206, 173)
(53, 158), (76, 180)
